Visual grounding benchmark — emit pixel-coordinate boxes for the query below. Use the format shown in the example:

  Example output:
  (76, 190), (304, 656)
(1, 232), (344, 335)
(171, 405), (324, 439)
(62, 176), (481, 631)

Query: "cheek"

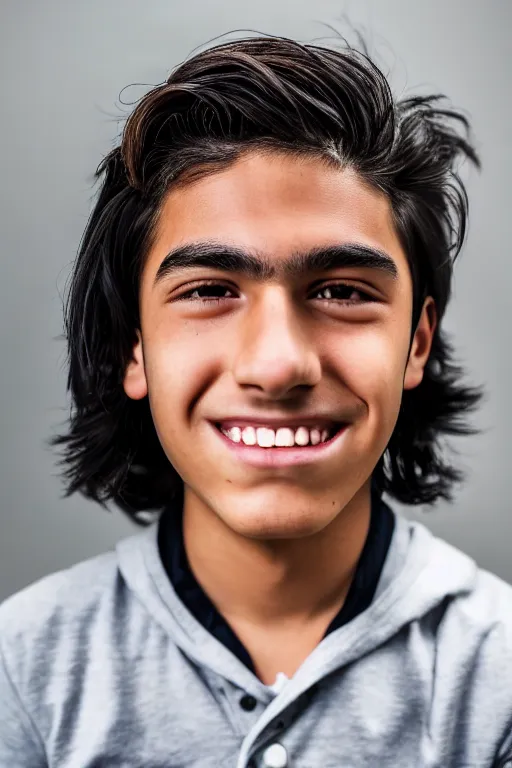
(142, 321), (220, 432)
(331, 324), (409, 423)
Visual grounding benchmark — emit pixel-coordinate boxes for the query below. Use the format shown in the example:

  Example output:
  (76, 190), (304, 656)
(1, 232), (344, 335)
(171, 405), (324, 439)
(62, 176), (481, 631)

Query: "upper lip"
(211, 416), (345, 430)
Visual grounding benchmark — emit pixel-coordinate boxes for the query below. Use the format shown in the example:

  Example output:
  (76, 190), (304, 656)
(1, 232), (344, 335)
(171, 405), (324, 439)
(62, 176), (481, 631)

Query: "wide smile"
(209, 420), (349, 469)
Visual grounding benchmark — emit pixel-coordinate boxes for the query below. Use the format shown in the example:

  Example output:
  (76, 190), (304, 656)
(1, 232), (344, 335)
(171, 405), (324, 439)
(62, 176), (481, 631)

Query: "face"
(124, 151), (435, 540)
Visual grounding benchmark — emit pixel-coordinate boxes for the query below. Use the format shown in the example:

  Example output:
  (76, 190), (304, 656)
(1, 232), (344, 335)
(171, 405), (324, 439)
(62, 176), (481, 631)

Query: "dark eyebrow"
(153, 240), (399, 286)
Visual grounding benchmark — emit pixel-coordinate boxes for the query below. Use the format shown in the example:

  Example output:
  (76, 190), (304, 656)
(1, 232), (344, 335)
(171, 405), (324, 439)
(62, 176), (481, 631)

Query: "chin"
(218, 497), (337, 541)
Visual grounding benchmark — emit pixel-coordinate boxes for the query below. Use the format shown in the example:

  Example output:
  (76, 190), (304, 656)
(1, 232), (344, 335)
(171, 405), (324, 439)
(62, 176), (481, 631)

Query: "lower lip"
(211, 424), (348, 468)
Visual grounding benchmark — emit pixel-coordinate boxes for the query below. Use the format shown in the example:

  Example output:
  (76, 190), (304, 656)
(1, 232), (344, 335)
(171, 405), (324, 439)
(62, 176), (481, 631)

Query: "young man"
(1, 33), (511, 768)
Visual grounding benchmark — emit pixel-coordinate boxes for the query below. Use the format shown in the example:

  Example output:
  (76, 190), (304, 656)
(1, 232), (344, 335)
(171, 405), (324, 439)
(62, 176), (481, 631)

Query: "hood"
(116, 509), (477, 706)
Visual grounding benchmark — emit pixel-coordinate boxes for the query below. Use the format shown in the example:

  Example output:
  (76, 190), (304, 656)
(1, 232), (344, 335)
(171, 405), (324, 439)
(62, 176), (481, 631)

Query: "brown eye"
(176, 282), (237, 302)
(312, 284), (373, 303)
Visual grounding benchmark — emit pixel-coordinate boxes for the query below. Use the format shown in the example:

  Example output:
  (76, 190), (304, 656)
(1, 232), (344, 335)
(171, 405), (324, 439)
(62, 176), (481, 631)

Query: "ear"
(123, 329), (148, 400)
(403, 297), (437, 391)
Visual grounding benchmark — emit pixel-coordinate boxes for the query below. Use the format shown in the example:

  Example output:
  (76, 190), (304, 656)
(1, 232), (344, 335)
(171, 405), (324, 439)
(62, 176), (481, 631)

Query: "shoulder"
(0, 546), (146, 758)
(428, 537), (512, 687)
(0, 550), (120, 635)
(431, 528), (512, 631)
(0, 550), (124, 685)
(404, 520), (512, 666)
(442, 563), (512, 758)
(408, 519), (512, 633)
(452, 564), (512, 638)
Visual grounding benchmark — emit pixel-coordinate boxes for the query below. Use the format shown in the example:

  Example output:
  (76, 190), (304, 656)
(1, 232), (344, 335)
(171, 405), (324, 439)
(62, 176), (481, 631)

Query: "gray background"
(1, 0), (510, 601)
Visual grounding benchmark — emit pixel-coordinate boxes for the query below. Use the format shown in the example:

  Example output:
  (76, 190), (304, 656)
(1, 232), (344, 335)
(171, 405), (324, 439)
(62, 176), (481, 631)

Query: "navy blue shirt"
(158, 489), (395, 674)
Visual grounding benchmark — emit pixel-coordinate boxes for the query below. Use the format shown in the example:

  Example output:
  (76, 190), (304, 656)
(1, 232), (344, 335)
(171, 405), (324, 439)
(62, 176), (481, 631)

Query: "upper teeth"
(221, 425), (332, 448)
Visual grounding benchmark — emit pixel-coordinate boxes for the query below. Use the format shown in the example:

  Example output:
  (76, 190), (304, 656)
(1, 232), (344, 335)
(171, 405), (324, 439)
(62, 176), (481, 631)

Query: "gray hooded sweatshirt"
(1, 511), (512, 768)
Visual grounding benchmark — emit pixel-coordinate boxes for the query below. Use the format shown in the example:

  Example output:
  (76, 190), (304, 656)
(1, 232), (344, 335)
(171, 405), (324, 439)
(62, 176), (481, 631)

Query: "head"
(53, 34), (482, 535)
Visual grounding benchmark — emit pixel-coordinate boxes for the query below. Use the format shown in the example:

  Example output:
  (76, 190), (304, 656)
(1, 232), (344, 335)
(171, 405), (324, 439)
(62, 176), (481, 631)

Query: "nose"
(232, 288), (322, 399)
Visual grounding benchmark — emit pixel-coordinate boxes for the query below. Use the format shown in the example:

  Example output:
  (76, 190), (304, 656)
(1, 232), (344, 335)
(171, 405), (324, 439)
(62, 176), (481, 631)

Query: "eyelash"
(174, 280), (376, 305)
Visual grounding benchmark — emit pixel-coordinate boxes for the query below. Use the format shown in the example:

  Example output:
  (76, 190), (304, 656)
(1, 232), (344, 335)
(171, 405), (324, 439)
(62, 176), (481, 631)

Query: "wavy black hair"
(51, 33), (483, 523)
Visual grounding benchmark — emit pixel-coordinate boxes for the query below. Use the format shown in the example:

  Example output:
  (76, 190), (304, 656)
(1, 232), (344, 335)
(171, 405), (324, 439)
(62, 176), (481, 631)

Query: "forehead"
(146, 151), (407, 278)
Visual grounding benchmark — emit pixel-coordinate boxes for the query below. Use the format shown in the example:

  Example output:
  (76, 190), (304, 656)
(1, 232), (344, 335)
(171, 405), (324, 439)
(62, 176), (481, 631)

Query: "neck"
(182, 483), (372, 629)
